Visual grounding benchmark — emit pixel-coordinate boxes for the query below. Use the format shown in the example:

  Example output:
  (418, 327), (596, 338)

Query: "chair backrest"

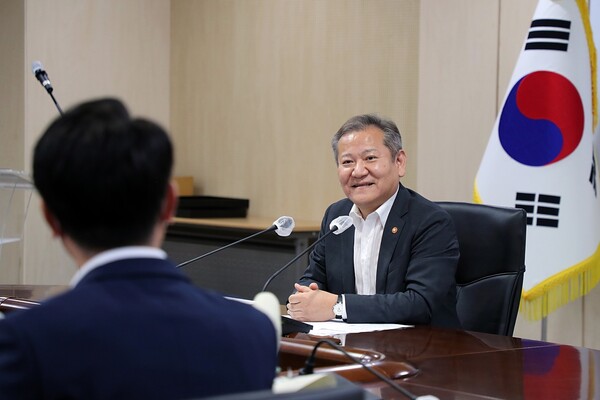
(437, 202), (526, 336)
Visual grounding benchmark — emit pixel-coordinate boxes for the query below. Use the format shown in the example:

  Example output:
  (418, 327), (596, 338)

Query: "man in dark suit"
(0, 98), (277, 399)
(287, 114), (460, 328)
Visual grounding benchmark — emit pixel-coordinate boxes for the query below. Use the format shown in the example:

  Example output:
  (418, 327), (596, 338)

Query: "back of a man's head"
(33, 98), (173, 251)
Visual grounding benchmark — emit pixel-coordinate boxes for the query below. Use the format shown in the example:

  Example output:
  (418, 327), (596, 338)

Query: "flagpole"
(541, 317), (547, 341)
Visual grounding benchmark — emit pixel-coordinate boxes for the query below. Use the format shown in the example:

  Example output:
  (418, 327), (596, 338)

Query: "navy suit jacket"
(299, 185), (461, 328)
(0, 258), (277, 400)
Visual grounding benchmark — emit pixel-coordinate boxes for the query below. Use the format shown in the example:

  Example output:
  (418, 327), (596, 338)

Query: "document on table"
(307, 320), (411, 337)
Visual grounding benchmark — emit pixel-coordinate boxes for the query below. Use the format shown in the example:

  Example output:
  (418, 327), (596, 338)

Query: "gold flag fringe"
(520, 243), (600, 320)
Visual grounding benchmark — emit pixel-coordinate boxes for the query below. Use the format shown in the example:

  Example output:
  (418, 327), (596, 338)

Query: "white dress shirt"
(339, 187), (399, 319)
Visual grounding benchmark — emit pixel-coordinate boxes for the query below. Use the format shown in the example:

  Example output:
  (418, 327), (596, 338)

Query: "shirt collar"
(349, 185), (399, 227)
(69, 246), (167, 288)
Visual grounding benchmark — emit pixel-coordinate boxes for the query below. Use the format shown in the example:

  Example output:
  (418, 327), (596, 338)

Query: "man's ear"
(160, 181), (179, 223)
(41, 201), (63, 237)
(396, 149), (407, 178)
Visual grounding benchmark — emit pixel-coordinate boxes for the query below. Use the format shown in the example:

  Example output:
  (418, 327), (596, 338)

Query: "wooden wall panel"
(170, 0), (420, 221)
(19, 0), (171, 284)
(0, 1), (26, 283)
(416, 0), (499, 202)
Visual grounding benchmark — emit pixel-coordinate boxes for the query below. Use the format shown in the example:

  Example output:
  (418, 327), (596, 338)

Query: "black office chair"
(437, 202), (526, 336)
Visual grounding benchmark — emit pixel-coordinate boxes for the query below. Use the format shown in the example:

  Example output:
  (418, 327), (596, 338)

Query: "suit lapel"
(339, 226), (356, 293)
(376, 185), (409, 292)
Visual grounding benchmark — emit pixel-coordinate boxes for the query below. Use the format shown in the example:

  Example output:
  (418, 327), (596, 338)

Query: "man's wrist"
(332, 294), (344, 320)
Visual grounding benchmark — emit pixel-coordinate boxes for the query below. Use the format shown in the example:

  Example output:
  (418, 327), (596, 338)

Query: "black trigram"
(525, 19), (571, 52)
(516, 192), (560, 228)
(590, 152), (597, 197)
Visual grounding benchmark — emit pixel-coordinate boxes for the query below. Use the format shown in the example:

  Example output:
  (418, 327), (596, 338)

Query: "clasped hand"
(286, 282), (338, 322)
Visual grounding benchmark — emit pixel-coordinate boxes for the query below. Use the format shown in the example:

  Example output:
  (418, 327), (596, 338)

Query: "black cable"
(49, 91), (64, 115)
(299, 339), (419, 400)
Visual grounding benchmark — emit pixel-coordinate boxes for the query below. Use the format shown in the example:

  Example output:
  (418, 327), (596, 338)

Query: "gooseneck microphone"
(31, 61), (63, 115)
(300, 339), (436, 400)
(32, 61), (53, 93)
(176, 216), (295, 269)
(261, 215), (353, 292)
(259, 215), (352, 336)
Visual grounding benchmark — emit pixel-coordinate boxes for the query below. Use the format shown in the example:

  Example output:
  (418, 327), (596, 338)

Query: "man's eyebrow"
(340, 148), (378, 158)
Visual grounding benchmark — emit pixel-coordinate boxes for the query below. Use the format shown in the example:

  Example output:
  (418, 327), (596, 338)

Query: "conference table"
(280, 326), (600, 399)
(2, 285), (598, 399)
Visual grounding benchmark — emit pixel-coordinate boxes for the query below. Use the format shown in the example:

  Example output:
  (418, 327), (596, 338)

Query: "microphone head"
(31, 61), (44, 74)
(329, 215), (353, 235)
(273, 216), (295, 237)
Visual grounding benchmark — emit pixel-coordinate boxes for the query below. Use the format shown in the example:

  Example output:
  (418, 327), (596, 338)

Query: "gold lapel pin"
(391, 227), (398, 234)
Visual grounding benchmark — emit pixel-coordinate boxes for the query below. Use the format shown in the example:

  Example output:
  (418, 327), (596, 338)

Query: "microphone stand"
(262, 229), (336, 292)
(49, 91), (64, 115)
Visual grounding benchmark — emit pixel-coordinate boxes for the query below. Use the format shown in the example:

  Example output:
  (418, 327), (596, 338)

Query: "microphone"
(273, 215), (295, 237)
(259, 216), (353, 336)
(300, 339), (437, 400)
(261, 215), (353, 292)
(32, 61), (53, 93)
(176, 216), (295, 268)
(31, 60), (64, 115)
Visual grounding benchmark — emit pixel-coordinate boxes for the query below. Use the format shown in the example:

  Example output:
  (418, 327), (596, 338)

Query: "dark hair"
(33, 98), (173, 251)
(331, 114), (403, 163)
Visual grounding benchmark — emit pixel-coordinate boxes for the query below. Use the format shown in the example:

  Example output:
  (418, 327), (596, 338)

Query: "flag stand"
(541, 316), (547, 341)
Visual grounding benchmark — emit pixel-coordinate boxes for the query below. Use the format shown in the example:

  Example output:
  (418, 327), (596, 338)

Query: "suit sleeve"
(0, 321), (37, 400)
(345, 208), (459, 325)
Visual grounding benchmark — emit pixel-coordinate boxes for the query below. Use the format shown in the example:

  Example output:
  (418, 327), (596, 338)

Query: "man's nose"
(352, 160), (368, 177)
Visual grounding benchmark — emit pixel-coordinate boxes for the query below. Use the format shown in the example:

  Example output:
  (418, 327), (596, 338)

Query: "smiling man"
(287, 114), (461, 327)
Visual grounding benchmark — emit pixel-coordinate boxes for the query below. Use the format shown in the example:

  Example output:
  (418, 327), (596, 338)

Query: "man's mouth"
(351, 182), (375, 188)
